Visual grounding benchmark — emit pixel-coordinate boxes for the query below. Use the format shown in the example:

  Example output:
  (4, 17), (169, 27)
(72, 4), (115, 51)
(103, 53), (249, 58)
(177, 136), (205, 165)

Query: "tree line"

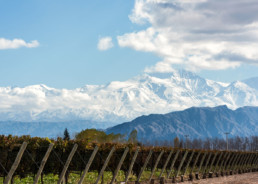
(142, 136), (258, 151)
(64, 128), (258, 151)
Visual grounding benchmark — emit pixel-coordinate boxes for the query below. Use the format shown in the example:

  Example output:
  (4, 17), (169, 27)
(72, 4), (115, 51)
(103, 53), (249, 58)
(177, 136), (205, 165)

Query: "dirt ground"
(180, 172), (258, 184)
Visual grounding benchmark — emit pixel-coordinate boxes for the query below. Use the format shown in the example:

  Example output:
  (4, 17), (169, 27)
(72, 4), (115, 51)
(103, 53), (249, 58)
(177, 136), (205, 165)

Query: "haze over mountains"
(0, 70), (257, 137)
(106, 106), (258, 141)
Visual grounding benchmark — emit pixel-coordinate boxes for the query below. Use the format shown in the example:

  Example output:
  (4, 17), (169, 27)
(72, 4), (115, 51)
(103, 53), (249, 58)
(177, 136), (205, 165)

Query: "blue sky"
(1, 0), (258, 89)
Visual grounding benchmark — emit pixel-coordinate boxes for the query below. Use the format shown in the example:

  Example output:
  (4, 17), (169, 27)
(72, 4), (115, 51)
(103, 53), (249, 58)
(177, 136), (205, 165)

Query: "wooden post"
(78, 146), (98, 184)
(230, 153), (241, 173)
(217, 152), (229, 174)
(212, 152), (223, 174)
(225, 153), (236, 173)
(253, 154), (258, 170)
(57, 144), (78, 184)
(159, 150), (173, 179)
(95, 146), (115, 184)
(238, 153), (248, 173)
(136, 149), (153, 183)
(190, 151), (201, 174)
(110, 147), (129, 184)
(148, 150), (164, 182)
(183, 151), (194, 176)
(244, 154), (252, 172)
(221, 152), (231, 175)
(208, 152), (218, 173)
(240, 153), (251, 172)
(197, 152), (207, 174)
(160, 177), (165, 184)
(175, 151), (188, 177)
(247, 154), (255, 171)
(251, 154), (258, 170)
(33, 143), (54, 184)
(4, 142), (27, 184)
(236, 154), (246, 173)
(124, 147), (139, 184)
(167, 150), (180, 178)
(231, 153), (241, 173)
(202, 152), (212, 176)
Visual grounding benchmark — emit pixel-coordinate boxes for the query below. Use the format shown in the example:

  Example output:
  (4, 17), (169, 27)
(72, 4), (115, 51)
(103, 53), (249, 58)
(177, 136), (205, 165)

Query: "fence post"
(175, 151), (188, 178)
(226, 153), (237, 174)
(167, 150), (180, 178)
(247, 154), (255, 172)
(253, 154), (258, 171)
(110, 147), (129, 184)
(251, 154), (258, 171)
(240, 153), (252, 173)
(197, 152), (207, 174)
(190, 151), (201, 174)
(33, 143), (54, 184)
(136, 149), (153, 183)
(202, 152), (212, 178)
(232, 153), (243, 174)
(78, 146), (99, 184)
(95, 146), (115, 184)
(125, 147), (139, 184)
(159, 150), (173, 179)
(148, 150), (164, 182)
(4, 142), (28, 184)
(238, 153), (248, 173)
(57, 144), (78, 184)
(221, 152), (231, 176)
(208, 152), (218, 175)
(217, 152), (228, 176)
(183, 151), (194, 176)
(212, 152), (223, 174)
(229, 153), (240, 174)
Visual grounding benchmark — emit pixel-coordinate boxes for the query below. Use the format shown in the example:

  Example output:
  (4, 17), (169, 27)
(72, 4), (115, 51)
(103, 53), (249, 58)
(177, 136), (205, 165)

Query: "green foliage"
(174, 136), (179, 148)
(63, 128), (70, 141)
(128, 129), (138, 144)
(75, 128), (125, 143)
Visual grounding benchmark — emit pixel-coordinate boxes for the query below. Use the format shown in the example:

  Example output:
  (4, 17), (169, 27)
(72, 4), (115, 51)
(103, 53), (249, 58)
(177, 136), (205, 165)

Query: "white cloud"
(0, 38), (39, 50)
(118, 0), (258, 73)
(97, 37), (114, 51)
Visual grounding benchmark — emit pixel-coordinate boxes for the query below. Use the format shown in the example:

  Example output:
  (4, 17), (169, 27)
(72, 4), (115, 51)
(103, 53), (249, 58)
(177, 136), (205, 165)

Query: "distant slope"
(106, 106), (258, 141)
(0, 120), (116, 138)
(243, 77), (258, 91)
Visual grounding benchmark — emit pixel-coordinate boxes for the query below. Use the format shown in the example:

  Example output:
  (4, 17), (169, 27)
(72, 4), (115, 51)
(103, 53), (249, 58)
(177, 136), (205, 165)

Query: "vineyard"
(0, 135), (258, 184)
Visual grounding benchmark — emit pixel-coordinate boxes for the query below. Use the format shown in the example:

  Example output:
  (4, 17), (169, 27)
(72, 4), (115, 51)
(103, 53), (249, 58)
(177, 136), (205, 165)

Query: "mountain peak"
(145, 69), (200, 80)
(0, 70), (257, 123)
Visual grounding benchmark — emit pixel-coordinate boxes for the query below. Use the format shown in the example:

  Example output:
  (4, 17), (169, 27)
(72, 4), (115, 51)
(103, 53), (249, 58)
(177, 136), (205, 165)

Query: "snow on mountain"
(0, 70), (257, 124)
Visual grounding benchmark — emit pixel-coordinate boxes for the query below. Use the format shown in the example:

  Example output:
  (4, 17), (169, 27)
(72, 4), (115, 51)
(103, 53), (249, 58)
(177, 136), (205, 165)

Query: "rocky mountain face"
(106, 106), (258, 141)
(0, 70), (257, 124)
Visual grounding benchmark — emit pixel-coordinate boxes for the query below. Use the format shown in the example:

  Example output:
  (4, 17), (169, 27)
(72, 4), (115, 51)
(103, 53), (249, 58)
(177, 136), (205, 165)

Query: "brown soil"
(179, 172), (258, 184)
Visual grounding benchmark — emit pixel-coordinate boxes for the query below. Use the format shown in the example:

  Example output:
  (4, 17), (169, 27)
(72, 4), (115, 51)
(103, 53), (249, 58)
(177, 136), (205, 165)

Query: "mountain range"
(0, 70), (257, 137)
(106, 105), (258, 141)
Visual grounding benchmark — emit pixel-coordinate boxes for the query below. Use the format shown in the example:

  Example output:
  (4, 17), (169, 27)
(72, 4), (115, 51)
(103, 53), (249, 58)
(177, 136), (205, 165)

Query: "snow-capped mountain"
(0, 70), (257, 124)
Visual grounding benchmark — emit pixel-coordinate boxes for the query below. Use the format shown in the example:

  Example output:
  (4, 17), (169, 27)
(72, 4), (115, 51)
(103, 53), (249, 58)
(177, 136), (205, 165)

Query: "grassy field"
(0, 170), (166, 184)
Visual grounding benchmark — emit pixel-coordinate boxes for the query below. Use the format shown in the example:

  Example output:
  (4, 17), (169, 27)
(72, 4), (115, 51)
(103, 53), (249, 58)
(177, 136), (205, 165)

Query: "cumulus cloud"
(0, 38), (39, 50)
(97, 37), (114, 51)
(117, 0), (258, 72)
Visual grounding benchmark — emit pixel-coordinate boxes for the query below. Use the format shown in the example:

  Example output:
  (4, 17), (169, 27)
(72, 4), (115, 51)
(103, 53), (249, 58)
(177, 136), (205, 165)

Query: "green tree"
(128, 129), (138, 144)
(75, 129), (125, 143)
(174, 136), (179, 148)
(63, 128), (70, 141)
